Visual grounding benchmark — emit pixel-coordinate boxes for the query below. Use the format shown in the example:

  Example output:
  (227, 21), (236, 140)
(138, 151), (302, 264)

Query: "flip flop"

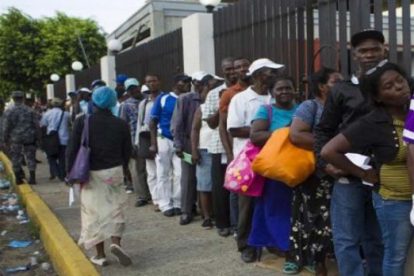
(110, 244), (132, 266)
(282, 261), (300, 275)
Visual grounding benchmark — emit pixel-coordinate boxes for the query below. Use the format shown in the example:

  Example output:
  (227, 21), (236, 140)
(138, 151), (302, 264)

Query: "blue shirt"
(150, 92), (178, 140)
(253, 104), (297, 131)
(293, 99), (323, 133)
(40, 107), (70, 145)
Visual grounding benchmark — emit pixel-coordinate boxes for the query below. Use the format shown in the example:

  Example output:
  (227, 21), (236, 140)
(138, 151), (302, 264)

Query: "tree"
(0, 8), (106, 99)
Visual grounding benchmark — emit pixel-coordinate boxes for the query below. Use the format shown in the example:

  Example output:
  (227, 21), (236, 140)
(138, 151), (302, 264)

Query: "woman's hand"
(192, 150), (201, 165)
(361, 169), (379, 184)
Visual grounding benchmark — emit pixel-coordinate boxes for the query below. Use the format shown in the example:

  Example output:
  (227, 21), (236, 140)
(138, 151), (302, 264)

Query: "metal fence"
(116, 29), (183, 91)
(213, 0), (413, 94)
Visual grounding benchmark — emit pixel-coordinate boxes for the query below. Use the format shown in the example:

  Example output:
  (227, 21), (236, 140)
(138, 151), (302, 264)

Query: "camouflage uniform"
(3, 102), (39, 181)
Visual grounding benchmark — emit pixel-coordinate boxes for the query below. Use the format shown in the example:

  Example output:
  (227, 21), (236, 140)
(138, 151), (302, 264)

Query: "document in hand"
(345, 153), (374, 187)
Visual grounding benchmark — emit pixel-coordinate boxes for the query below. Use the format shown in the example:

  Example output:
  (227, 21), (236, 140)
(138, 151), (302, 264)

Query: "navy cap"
(91, 79), (106, 90)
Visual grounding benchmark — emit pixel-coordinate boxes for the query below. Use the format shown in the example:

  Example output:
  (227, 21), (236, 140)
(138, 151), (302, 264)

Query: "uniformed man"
(3, 91), (39, 184)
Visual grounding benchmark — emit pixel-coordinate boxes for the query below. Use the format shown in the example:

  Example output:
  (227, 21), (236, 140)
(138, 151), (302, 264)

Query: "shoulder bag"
(67, 115), (91, 184)
(43, 110), (64, 157)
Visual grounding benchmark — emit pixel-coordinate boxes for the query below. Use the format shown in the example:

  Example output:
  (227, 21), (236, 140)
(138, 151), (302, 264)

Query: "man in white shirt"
(227, 58), (284, 263)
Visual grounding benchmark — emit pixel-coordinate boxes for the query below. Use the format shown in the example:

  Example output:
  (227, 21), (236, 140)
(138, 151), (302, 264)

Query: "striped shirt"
(403, 95), (414, 144)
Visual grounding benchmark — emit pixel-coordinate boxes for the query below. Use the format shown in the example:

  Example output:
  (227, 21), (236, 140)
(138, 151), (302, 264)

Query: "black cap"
(351, 29), (385, 47)
(173, 74), (192, 84)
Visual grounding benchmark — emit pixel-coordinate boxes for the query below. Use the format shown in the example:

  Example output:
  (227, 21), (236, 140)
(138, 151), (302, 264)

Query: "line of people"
(2, 28), (413, 274)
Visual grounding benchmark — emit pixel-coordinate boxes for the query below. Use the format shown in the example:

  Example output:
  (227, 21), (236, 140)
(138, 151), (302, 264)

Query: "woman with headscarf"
(67, 86), (132, 267)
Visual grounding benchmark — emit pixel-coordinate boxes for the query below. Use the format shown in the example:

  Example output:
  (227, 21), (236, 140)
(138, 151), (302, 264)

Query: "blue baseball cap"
(116, 74), (128, 85)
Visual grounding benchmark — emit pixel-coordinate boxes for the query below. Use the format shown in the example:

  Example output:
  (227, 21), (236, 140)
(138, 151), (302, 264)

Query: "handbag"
(43, 110), (64, 157)
(223, 104), (273, 197)
(137, 99), (154, 159)
(67, 115), (90, 184)
(224, 141), (265, 197)
(252, 127), (315, 187)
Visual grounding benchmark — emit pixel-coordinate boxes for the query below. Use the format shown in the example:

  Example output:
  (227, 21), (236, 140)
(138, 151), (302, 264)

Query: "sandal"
(90, 256), (109, 266)
(110, 244), (132, 266)
(282, 261), (300, 275)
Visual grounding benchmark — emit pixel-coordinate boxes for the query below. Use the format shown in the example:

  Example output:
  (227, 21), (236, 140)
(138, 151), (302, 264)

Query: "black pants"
(47, 145), (66, 180)
(211, 154), (230, 229)
(237, 194), (254, 251)
(134, 156), (151, 200)
(180, 160), (197, 214)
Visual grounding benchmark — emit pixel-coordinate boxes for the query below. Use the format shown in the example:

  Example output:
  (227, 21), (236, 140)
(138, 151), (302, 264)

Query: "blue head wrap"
(92, 86), (117, 109)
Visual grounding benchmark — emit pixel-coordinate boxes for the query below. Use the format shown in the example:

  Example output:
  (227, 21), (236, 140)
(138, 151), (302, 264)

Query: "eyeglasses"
(365, 59), (388, 75)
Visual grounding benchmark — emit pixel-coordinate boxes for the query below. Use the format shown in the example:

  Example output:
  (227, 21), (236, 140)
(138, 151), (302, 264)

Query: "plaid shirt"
(202, 83), (227, 154)
(119, 97), (140, 143)
(403, 94), (414, 144)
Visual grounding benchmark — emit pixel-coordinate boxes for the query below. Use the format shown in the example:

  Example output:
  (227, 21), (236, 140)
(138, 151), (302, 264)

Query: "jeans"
(47, 145), (66, 180)
(331, 180), (383, 276)
(372, 192), (414, 276)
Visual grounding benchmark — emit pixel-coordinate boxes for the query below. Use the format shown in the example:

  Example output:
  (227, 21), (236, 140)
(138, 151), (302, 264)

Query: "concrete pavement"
(31, 156), (289, 276)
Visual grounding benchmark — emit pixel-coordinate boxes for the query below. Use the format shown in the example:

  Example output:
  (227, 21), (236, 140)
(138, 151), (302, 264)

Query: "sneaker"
(201, 218), (214, 229)
(125, 187), (134, 194)
(282, 261), (300, 275)
(90, 256), (109, 267)
(110, 244), (132, 266)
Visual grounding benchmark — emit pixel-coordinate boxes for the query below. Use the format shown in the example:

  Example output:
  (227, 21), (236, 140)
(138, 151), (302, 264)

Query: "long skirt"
(78, 166), (128, 250)
(248, 180), (293, 251)
(289, 175), (333, 266)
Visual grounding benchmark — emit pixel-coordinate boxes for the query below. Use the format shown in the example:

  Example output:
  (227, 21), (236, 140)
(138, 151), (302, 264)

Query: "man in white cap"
(227, 58), (284, 262)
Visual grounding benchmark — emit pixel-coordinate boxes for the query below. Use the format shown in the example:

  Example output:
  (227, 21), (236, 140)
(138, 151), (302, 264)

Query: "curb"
(16, 184), (99, 276)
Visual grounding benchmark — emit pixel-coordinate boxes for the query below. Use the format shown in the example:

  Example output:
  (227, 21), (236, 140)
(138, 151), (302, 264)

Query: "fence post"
(65, 74), (76, 97)
(182, 13), (216, 75)
(100, 55), (116, 88)
(46, 84), (54, 100)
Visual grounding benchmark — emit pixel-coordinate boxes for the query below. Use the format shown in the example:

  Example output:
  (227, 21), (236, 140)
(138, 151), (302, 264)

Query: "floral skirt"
(289, 175), (334, 266)
(78, 166), (128, 250)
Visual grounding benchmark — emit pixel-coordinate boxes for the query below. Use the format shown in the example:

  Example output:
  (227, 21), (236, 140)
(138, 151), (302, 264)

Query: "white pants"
(155, 137), (181, 212)
(146, 159), (158, 204)
(129, 158), (138, 187)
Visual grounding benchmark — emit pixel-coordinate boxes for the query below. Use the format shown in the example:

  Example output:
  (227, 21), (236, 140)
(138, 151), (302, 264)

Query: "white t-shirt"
(199, 104), (214, 149)
(227, 86), (271, 156)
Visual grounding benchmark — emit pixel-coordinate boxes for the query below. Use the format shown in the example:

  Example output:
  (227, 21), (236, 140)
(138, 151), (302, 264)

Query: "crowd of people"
(1, 29), (413, 275)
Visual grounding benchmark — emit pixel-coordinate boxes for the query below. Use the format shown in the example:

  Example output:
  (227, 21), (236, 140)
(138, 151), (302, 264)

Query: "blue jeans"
(372, 192), (414, 276)
(331, 180), (383, 276)
(229, 192), (239, 230)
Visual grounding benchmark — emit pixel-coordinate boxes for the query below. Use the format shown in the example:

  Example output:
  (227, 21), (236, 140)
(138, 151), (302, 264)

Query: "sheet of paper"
(182, 152), (193, 165)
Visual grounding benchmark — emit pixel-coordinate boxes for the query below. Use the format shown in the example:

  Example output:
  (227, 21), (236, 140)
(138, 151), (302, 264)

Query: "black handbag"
(137, 99), (154, 159)
(43, 110), (64, 157)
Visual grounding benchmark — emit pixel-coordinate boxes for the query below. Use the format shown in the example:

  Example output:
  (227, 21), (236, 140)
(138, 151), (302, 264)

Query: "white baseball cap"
(247, 58), (284, 76)
(141, 84), (149, 93)
(191, 71), (209, 82)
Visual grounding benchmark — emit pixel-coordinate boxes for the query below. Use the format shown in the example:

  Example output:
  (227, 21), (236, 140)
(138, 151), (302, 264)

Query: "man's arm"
(314, 88), (343, 170)
(149, 118), (158, 155)
(219, 109), (233, 162)
(191, 107), (202, 164)
(408, 144), (414, 226)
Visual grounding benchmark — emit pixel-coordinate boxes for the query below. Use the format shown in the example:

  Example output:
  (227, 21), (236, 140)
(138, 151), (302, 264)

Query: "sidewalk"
(32, 157), (288, 276)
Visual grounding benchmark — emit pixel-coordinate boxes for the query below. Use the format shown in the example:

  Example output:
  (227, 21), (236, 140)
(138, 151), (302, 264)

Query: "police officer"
(3, 91), (39, 184)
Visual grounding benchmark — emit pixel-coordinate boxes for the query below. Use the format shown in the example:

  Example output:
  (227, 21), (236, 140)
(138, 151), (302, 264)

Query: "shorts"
(196, 149), (213, 192)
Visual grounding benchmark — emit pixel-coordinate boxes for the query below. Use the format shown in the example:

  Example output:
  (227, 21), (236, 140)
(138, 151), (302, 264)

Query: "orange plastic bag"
(252, 127), (315, 187)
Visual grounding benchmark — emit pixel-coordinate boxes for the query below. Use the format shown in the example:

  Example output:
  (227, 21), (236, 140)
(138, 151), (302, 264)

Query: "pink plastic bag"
(224, 141), (265, 197)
